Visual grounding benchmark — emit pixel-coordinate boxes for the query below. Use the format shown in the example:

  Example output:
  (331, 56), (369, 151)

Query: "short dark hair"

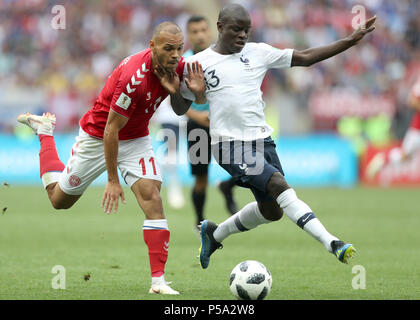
(152, 21), (182, 39)
(187, 15), (209, 28)
(218, 4), (249, 23)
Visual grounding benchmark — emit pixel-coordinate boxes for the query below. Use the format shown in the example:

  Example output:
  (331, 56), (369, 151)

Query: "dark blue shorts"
(212, 137), (284, 202)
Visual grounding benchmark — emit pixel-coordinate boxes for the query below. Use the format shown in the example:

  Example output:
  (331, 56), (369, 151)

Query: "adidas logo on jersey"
(126, 63), (150, 94)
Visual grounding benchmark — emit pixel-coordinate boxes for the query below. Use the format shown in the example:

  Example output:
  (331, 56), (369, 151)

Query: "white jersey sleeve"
(256, 42), (294, 69)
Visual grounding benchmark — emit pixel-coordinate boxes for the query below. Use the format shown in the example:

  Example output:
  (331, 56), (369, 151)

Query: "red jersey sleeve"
(109, 62), (140, 118)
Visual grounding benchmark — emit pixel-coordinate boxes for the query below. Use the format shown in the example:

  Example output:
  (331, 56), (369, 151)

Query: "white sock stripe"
(143, 219), (168, 230)
(296, 212), (316, 229)
(276, 188), (298, 209)
(279, 192), (338, 252)
(41, 171), (61, 189)
(234, 215), (249, 231)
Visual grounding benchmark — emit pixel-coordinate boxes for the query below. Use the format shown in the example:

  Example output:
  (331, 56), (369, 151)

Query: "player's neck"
(213, 41), (228, 55)
(150, 51), (159, 70)
(213, 41), (234, 55)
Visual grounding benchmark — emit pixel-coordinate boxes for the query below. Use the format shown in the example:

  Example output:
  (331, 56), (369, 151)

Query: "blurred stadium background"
(1, 0), (420, 187)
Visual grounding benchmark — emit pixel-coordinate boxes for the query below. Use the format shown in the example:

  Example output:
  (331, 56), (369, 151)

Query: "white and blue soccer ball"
(229, 260), (272, 300)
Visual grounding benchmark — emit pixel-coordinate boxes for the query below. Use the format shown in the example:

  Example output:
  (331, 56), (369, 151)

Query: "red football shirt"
(80, 49), (185, 140)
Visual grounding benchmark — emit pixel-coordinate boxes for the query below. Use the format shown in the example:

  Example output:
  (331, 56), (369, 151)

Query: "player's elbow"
(173, 107), (186, 116)
(172, 103), (189, 116)
(291, 51), (313, 67)
(104, 123), (119, 139)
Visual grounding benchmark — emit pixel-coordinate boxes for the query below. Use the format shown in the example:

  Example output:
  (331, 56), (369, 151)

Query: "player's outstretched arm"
(291, 15), (376, 67)
(102, 110), (128, 214)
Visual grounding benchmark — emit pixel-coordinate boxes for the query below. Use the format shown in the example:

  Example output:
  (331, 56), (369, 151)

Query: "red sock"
(39, 134), (65, 177)
(143, 229), (170, 277)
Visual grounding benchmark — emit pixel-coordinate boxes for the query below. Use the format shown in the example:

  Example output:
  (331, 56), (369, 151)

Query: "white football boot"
(148, 276), (180, 295)
(17, 112), (56, 136)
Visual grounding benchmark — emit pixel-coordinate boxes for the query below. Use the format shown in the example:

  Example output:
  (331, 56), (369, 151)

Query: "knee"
(51, 199), (73, 210)
(258, 203), (284, 221)
(268, 207), (283, 221)
(266, 173), (290, 199)
(142, 187), (162, 204)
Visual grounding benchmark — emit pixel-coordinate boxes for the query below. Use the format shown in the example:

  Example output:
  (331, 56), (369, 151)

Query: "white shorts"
(58, 128), (161, 195)
(402, 128), (420, 156)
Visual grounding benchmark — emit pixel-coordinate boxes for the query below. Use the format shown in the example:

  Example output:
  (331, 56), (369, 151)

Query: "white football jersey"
(181, 42), (293, 143)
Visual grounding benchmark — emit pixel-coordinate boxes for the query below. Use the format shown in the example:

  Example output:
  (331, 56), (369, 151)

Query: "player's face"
(187, 20), (212, 53)
(151, 32), (184, 72)
(218, 17), (251, 54)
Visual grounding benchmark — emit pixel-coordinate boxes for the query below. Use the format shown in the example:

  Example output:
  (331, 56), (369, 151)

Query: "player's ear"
(216, 21), (223, 33)
(149, 39), (154, 50)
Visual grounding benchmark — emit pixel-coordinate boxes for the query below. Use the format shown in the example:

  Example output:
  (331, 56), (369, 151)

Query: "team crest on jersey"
(240, 55), (252, 72)
(69, 175), (81, 187)
(116, 92), (132, 110)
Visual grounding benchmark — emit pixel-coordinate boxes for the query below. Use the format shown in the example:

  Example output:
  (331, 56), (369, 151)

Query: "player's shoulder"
(244, 42), (276, 53)
(119, 49), (151, 71)
(243, 42), (292, 62)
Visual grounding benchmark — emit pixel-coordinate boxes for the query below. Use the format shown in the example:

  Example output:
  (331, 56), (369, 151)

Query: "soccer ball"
(229, 260), (272, 300)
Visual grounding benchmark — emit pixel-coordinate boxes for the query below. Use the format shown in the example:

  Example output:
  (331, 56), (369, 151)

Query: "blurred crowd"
(1, 0), (419, 140)
(0, 0), (192, 132)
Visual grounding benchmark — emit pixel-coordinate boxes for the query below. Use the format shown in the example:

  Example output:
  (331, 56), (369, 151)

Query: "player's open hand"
(349, 15), (376, 45)
(154, 65), (180, 95)
(101, 181), (126, 214)
(185, 61), (206, 101)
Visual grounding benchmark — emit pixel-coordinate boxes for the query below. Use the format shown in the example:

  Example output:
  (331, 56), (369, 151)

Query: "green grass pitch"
(0, 185), (419, 300)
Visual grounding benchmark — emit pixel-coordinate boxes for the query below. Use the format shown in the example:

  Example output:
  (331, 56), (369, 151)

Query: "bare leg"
(192, 174), (207, 226)
(131, 179), (164, 220)
(45, 182), (81, 210)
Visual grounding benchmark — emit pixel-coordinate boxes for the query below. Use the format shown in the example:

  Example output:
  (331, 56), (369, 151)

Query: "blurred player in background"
(181, 4), (376, 269)
(17, 22), (206, 294)
(367, 75), (420, 178)
(184, 15), (238, 231)
(152, 93), (187, 210)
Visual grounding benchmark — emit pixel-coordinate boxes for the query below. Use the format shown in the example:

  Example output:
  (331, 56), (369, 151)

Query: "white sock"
(388, 147), (404, 164)
(276, 189), (338, 253)
(213, 202), (271, 243)
(143, 219), (169, 230)
(151, 275), (166, 286)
